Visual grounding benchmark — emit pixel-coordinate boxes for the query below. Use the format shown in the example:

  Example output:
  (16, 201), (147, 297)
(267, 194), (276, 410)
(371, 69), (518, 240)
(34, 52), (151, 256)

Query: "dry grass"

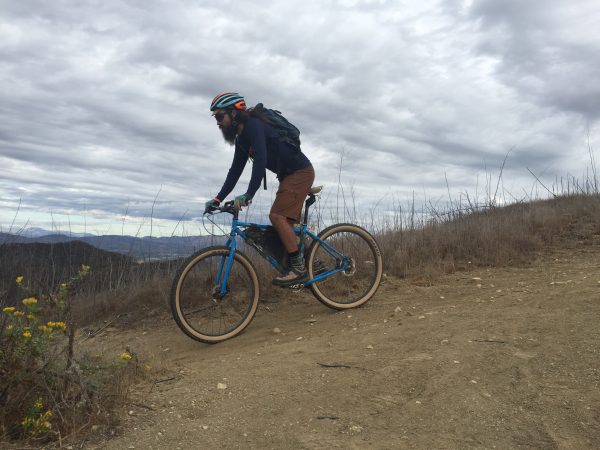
(73, 276), (172, 326)
(379, 193), (600, 281)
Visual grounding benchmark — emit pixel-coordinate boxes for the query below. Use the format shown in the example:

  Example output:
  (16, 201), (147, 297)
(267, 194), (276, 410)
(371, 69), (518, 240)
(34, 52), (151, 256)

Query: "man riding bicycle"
(205, 92), (315, 288)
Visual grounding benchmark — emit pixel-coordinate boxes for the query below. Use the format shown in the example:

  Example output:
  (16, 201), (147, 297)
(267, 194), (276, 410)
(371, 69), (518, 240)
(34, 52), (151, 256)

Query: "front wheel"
(170, 246), (260, 343)
(307, 223), (383, 309)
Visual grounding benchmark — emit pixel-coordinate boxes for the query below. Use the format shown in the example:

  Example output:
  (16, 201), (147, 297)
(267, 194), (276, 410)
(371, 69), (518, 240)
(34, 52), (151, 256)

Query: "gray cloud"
(0, 0), (598, 235)
(469, 0), (600, 119)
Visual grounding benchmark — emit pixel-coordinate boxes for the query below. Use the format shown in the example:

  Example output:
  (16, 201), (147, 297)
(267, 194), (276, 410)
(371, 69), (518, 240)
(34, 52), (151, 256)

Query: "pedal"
(289, 283), (305, 290)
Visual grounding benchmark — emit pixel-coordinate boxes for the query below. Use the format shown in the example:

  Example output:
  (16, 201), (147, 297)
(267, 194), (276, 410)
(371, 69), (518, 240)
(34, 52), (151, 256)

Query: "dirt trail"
(84, 243), (600, 449)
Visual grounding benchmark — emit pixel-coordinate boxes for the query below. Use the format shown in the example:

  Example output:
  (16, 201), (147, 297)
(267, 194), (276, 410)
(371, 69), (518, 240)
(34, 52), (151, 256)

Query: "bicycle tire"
(307, 223), (383, 309)
(170, 246), (260, 343)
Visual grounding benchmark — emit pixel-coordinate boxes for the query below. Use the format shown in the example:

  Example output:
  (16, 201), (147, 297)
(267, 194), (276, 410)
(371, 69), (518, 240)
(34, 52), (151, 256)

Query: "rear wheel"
(307, 224), (383, 309)
(170, 246), (260, 343)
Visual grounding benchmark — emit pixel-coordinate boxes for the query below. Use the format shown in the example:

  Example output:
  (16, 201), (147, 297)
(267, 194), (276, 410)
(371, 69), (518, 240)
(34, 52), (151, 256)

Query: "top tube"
(204, 199), (317, 237)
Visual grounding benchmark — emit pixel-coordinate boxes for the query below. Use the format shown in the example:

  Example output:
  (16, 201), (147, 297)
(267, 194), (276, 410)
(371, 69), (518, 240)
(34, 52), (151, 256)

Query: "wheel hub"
(342, 258), (356, 276)
(212, 284), (228, 300)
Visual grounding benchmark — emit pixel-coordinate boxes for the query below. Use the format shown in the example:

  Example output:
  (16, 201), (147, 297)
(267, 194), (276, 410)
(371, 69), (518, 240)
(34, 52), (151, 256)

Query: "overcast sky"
(1, 0), (599, 236)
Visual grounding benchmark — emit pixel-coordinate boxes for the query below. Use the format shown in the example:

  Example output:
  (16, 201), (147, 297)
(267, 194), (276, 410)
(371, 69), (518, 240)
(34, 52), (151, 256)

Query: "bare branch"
(526, 167), (557, 198)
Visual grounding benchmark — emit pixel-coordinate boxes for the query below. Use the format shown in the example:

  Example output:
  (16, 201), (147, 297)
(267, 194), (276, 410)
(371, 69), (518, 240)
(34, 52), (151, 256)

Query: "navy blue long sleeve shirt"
(216, 117), (312, 201)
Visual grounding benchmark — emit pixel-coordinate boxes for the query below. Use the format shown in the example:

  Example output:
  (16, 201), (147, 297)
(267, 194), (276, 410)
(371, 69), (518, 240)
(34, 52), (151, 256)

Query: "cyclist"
(204, 92), (315, 287)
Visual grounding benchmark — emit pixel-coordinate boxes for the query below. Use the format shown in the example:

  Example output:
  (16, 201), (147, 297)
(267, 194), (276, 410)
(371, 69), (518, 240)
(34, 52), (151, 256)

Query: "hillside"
(0, 241), (135, 304)
(76, 214), (600, 449)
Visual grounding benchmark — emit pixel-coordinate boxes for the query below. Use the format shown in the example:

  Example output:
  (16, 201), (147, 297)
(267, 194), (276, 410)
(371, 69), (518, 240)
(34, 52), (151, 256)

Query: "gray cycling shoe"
(272, 268), (309, 287)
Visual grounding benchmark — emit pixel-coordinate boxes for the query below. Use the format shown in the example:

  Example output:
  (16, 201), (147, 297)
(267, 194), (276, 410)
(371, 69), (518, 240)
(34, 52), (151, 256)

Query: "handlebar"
(204, 200), (238, 217)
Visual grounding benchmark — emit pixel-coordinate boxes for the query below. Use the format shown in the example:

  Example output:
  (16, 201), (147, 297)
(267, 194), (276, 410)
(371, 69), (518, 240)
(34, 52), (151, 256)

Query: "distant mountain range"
(19, 227), (96, 238)
(0, 228), (226, 261)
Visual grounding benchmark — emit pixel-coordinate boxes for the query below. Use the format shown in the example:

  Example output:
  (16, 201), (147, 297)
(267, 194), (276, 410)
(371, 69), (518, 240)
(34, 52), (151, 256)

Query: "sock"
(289, 251), (305, 272)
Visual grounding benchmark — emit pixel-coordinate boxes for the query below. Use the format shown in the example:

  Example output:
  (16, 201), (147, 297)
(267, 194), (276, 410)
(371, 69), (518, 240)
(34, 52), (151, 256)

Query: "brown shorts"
(270, 165), (315, 222)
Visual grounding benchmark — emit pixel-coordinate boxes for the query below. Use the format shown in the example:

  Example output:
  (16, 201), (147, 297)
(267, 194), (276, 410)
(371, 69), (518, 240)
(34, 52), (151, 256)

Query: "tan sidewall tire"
(307, 224), (383, 309)
(171, 246), (260, 343)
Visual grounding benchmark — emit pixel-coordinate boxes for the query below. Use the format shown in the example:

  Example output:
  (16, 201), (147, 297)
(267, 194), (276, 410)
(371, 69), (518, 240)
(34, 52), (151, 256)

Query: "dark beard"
(220, 123), (237, 145)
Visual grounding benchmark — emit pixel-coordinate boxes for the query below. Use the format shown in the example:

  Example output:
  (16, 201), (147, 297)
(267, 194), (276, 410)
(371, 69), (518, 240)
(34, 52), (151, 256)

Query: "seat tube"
(292, 224), (304, 253)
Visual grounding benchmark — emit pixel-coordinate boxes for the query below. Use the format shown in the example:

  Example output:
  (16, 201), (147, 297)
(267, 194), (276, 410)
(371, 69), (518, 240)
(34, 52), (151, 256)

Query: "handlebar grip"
(204, 200), (237, 216)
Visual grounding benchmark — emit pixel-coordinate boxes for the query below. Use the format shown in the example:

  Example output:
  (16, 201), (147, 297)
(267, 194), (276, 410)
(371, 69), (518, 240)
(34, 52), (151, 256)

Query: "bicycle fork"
(213, 239), (238, 300)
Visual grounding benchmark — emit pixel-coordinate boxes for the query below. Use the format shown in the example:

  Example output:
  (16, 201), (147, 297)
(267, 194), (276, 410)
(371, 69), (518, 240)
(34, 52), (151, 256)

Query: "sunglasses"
(213, 111), (228, 122)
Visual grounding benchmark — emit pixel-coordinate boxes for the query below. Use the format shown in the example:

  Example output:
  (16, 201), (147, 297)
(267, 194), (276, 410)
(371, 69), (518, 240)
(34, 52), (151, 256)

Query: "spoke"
(177, 250), (254, 337)
(311, 228), (379, 305)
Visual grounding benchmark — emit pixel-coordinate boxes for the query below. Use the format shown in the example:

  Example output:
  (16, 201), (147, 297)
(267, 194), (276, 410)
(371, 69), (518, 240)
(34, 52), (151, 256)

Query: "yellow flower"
(119, 352), (132, 361)
(81, 264), (90, 273)
(47, 321), (66, 331)
(14, 310), (25, 317)
(38, 325), (49, 332)
(34, 398), (43, 410)
(3, 306), (15, 313)
(6, 325), (13, 331)
(27, 314), (34, 320)
(22, 297), (38, 306)
(16, 276), (23, 284)
(22, 331), (32, 338)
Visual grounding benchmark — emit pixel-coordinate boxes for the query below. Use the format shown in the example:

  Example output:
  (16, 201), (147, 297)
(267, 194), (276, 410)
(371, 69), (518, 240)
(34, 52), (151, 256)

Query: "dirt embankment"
(82, 241), (600, 449)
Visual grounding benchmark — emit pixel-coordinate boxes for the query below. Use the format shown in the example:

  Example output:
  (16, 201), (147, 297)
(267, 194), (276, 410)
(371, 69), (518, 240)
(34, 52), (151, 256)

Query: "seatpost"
(303, 193), (316, 225)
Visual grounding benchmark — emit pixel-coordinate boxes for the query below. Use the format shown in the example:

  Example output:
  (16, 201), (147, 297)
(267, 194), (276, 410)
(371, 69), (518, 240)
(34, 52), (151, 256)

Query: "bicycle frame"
(209, 201), (353, 297)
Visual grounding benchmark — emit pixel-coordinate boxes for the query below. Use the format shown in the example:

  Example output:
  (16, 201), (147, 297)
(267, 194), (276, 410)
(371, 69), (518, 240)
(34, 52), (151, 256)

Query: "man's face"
(213, 109), (236, 145)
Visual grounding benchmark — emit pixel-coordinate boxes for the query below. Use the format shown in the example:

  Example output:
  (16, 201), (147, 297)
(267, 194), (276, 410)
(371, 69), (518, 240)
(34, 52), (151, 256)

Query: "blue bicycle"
(170, 186), (383, 343)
